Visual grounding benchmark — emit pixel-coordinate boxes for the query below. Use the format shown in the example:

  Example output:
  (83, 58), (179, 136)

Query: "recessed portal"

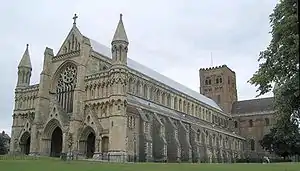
(20, 132), (31, 155)
(86, 132), (95, 158)
(50, 127), (63, 157)
(25, 136), (31, 155)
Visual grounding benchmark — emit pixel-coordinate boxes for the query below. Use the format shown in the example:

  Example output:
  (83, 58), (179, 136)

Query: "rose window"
(61, 65), (76, 84)
(56, 64), (77, 113)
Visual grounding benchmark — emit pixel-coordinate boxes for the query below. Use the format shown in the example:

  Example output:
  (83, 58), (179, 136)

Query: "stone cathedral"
(10, 14), (254, 163)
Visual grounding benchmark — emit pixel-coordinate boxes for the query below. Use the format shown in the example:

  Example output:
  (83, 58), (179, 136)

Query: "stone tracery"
(56, 64), (77, 113)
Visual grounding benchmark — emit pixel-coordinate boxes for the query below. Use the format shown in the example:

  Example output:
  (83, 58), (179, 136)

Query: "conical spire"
(112, 14), (128, 43)
(18, 44), (32, 68)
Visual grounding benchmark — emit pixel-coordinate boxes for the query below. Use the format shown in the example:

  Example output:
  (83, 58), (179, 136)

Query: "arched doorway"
(20, 132), (31, 155)
(86, 132), (95, 158)
(79, 126), (96, 158)
(50, 127), (63, 157)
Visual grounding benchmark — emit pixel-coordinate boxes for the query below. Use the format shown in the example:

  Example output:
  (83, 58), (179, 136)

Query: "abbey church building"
(10, 14), (273, 162)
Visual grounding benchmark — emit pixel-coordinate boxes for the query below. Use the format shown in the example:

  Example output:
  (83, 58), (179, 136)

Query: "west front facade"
(10, 14), (245, 163)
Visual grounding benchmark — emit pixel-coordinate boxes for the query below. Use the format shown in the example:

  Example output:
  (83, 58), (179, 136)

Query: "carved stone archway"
(19, 131), (31, 155)
(79, 126), (96, 158)
(50, 127), (63, 157)
(42, 119), (63, 157)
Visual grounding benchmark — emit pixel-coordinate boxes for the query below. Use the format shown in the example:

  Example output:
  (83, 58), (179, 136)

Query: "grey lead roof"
(231, 97), (274, 114)
(88, 38), (222, 111)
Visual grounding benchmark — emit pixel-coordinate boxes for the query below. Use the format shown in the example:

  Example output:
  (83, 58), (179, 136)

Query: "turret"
(111, 14), (129, 65)
(17, 44), (32, 88)
(107, 14), (129, 161)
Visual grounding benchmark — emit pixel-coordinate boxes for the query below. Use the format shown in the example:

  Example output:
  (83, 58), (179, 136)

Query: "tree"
(0, 135), (8, 155)
(260, 115), (300, 158)
(249, 0), (299, 101)
(249, 0), (299, 157)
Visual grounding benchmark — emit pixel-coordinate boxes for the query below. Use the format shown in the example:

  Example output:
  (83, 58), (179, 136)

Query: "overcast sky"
(0, 0), (277, 135)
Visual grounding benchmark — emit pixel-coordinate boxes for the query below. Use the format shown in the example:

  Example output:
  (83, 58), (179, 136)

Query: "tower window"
(234, 121), (238, 128)
(208, 79), (211, 85)
(249, 119), (253, 127)
(250, 139), (255, 151)
(197, 129), (200, 141)
(217, 95), (221, 103)
(216, 77), (222, 84)
(265, 118), (270, 126)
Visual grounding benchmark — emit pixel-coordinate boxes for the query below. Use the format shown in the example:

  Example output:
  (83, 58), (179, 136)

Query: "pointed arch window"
(68, 41), (71, 52)
(161, 93), (166, 105)
(249, 119), (253, 127)
(128, 78), (133, 93)
(143, 84), (148, 98)
(265, 118), (270, 126)
(250, 139), (255, 151)
(174, 97), (178, 110)
(179, 99), (182, 111)
(234, 121), (238, 128)
(149, 87), (153, 100)
(156, 90), (160, 102)
(136, 81), (140, 95)
(191, 104), (194, 115)
(166, 94), (171, 107)
(183, 100), (186, 112)
(71, 34), (75, 50)
(56, 63), (77, 113)
(197, 129), (201, 141)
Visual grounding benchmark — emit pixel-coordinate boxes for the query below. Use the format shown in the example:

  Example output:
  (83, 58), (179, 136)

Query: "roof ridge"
(236, 97), (274, 103)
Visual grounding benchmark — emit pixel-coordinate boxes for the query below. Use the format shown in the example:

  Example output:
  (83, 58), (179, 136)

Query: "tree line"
(249, 0), (299, 159)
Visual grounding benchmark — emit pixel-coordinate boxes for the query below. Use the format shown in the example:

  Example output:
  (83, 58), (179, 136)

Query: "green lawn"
(0, 158), (299, 171)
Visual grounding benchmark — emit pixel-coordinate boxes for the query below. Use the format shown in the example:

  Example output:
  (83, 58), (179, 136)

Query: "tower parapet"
(199, 64), (237, 114)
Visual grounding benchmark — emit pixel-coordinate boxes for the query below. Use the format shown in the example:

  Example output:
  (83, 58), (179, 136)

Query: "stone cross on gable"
(73, 14), (78, 25)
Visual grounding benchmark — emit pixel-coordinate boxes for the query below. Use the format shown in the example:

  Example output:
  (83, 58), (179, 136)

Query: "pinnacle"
(18, 44), (32, 68)
(112, 13), (128, 43)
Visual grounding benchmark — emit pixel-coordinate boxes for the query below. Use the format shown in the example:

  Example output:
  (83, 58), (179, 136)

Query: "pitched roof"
(87, 38), (222, 111)
(231, 97), (275, 114)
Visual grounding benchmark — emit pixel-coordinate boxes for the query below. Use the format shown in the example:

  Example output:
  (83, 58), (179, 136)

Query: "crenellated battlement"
(199, 64), (235, 74)
(199, 65), (227, 71)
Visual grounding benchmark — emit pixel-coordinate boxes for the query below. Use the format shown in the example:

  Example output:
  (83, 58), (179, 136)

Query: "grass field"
(0, 157), (299, 171)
